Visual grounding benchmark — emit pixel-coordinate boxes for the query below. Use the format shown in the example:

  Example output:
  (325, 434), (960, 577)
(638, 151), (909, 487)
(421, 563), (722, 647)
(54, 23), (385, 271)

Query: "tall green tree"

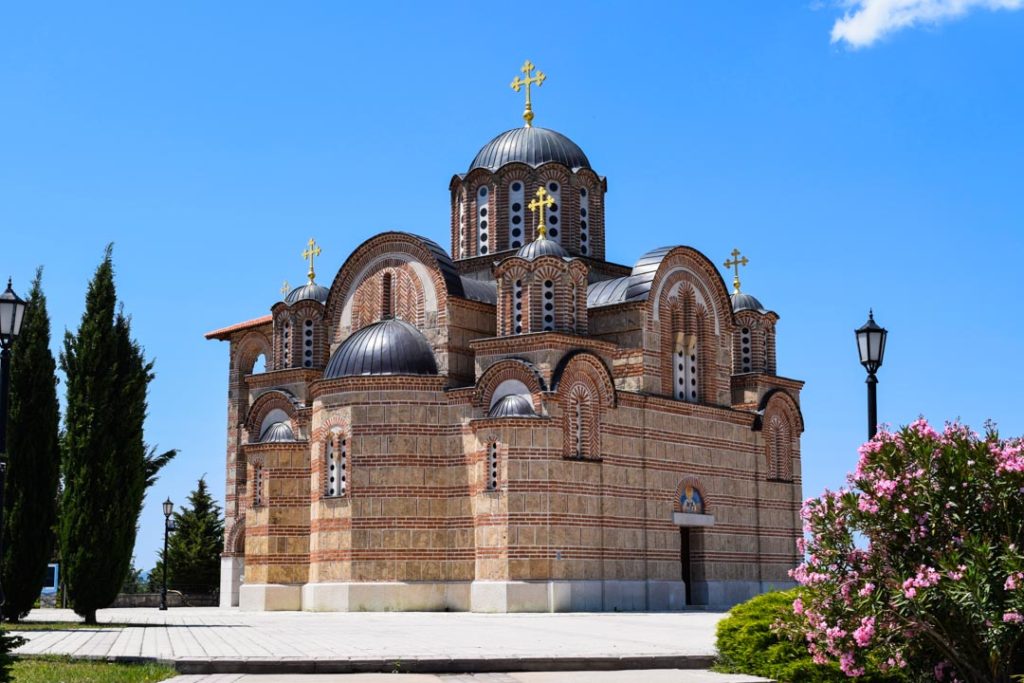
(59, 246), (176, 623)
(2, 268), (61, 622)
(165, 477), (223, 594)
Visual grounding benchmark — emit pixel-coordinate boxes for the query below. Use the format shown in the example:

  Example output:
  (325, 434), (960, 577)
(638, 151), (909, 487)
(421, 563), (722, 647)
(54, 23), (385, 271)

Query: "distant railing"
(112, 589), (219, 608)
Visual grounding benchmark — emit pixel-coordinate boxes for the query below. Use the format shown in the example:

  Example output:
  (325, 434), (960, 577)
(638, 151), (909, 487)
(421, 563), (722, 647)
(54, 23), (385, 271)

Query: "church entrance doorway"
(680, 528), (693, 606)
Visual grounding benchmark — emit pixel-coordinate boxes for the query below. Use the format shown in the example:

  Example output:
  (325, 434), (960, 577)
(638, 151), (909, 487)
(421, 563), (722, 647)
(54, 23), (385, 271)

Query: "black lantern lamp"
(159, 497), (173, 611)
(855, 310), (888, 440)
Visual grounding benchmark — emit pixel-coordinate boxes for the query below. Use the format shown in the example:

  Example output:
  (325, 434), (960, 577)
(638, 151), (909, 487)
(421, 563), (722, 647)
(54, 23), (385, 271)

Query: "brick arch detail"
(474, 358), (547, 410)
(673, 476), (711, 513)
(225, 519), (246, 556)
(646, 248), (734, 335)
(659, 283), (717, 402)
(552, 351), (616, 408)
(758, 390), (803, 482)
(232, 330), (272, 374)
(562, 379), (601, 459)
(324, 233), (453, 338)
(244, 390), (302, 438)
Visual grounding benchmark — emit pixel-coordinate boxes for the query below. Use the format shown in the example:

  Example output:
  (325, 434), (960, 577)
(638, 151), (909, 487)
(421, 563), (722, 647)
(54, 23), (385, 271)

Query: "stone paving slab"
(15, 608), (730, 675)
(166, 671), (768, 682)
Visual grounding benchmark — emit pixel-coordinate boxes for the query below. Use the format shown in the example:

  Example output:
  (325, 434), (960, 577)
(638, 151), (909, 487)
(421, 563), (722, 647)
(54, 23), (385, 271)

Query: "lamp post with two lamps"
(0, 279), (28, 615)
(855, 310), (889, 440)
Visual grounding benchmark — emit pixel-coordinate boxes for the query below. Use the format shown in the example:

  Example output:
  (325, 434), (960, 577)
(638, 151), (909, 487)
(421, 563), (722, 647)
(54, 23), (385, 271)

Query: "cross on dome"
(528, 186), (555, 239)
(724, 248), (749, 295)
(303, 238), (322, 283)
(510, 60), (546, 128)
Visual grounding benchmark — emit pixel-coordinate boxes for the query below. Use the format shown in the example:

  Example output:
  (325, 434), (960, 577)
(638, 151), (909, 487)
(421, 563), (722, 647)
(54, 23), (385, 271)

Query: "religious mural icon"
(680, 486), (704, 514)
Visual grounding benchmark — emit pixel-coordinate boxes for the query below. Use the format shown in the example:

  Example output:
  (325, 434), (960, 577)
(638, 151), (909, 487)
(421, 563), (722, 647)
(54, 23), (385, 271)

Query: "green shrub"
(715, 589), (904, 682)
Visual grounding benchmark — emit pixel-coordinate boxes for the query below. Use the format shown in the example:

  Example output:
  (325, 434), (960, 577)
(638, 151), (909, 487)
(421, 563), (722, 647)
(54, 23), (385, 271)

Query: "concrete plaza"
(13, 607), (743, 676)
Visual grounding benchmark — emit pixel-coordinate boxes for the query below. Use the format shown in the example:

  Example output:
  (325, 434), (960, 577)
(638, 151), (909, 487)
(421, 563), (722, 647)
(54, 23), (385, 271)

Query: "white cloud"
(831, 0), (1023, 48)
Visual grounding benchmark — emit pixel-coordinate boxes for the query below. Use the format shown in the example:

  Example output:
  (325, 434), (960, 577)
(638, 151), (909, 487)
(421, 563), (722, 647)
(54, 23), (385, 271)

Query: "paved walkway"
(14, 608), (731, 675)
(166, 672), (767, 682)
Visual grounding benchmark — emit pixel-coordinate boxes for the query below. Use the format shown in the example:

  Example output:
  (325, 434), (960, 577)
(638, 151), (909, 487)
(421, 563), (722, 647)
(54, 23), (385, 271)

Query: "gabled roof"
(205, 315), (273, 341)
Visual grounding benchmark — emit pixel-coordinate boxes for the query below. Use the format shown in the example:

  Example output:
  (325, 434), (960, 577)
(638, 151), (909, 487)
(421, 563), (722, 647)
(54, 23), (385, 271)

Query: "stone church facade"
(206, 107), (805, 612)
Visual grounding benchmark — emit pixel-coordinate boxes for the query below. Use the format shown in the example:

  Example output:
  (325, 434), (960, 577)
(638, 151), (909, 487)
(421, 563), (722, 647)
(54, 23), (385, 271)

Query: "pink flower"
(839, 651), (865, 677)
(853, 616), (875, 647)
(1003, 611), (1023, 624)
(793, 597), (804, 615)
(1005, 572), (1023, 590)
(858, 582), (875, 597)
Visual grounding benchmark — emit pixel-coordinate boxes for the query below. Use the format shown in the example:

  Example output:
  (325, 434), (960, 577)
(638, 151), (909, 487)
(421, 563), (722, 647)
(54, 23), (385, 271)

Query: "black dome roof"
(515, 237), (569, 261)
(259, 422), (295, 443)
(470, 127), (590, 173)
(285, 281), (329, 305)
(324, 318), (438, 379)
(731, 292), (766, 313)
(487, 394), (538, 419)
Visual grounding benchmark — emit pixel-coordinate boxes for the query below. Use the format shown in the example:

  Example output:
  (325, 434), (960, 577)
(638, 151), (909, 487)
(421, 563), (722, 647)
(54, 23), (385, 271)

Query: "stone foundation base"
(239, 583), (302, 611)
(236, 578), (790, 612)
(219, 557), (244, 608)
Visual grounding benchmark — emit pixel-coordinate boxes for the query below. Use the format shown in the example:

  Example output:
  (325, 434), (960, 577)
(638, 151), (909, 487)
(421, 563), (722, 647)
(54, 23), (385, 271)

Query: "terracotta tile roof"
(204, 315), (273, 341)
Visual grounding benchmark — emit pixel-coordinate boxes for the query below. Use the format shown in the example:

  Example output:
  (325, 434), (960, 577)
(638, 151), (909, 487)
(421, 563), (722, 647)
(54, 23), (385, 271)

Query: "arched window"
(542, 279), (555, 331)
(477, 185), (490, 256)
(281, 319), (291, 368)
(325, 430), (348, 497)
(382, 273), (393, 319)
(545, 181), (562, 244)
(508, 181), (525, 249)
(565, 384), (596, 459)
(302, 319), (314, 368)
(740, 327), (752, 373)
(486, 442), (498, 491)
(513, 279), (524, 334)
(252, 464), (264, 507)
(766, 415), (792, 481)
(457, 194), (467, 259)
(578, 187), (590, 256)
(253, 353), (267, 374)
(674, 333), (700, 403)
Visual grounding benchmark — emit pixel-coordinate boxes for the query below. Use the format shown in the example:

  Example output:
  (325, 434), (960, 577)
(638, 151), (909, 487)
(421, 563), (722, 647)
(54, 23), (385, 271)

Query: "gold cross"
(280, 280), (290, 297)
(527, 186), (555, 239)
(510, 60), (546, 128)
(723, 248), (749, 295)
(302, 238), (322, 283)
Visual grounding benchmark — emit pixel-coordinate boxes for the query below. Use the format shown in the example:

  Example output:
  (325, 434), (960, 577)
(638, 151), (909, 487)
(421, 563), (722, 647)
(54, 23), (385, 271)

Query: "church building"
(205, 62), (805, 612)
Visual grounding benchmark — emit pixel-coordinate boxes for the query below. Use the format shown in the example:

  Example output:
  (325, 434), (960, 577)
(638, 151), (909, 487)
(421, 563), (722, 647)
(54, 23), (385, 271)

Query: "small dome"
(285, 281), (329, 305)
(488, 394), (538, 419)
(469, 127), (591, 173)
(260, 422), (295, 443)
(324, 318), (438, 379)
(515, 237), (569, 261)
(732, 292), (766, 313)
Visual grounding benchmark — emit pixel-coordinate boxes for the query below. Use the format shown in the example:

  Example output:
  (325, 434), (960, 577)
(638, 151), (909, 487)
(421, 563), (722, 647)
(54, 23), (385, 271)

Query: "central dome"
(324, 318), (438, 379)
(469, 127), (590, 173)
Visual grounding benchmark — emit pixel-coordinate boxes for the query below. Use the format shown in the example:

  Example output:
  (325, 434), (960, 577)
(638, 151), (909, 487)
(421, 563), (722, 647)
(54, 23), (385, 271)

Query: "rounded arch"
(233, 330), (273, 375)
(645, 247), (733, 335)
(225, 519), (246, 556)
(325, 232), (463, 338)
(244, 389), (302, 440)
(474, 358), (547, 410)
(673, 476), (711, 513)
(551, 351), (616, 408)
(756, 389), (803, 482)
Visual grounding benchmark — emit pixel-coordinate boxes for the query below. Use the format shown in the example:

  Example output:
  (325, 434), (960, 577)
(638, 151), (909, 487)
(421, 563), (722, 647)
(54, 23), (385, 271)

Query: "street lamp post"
(159, 497), (173, 611)
(0, 278), (28, 615)
(855, 310), (888, 440)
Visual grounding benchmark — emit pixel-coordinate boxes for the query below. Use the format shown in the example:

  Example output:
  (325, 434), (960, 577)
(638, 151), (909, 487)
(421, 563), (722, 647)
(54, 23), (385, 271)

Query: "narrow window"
(513, 279), (524, 334)
(325, 432), (348, 497)
(675, 335), (700, 403)
(281, 320), (291, 368)
(545, 181), (562, 243)
(303, 319), (314, 368)
(508, 181), (525, 249)
(574, 399), (584, 457)
(252, 464), (264, 507)
(741, 327), (752, 373)
(382, 273), (393, 318)
(477, 185), (489, 256)
(570, 282), (578, 332)
(542, 279), (555, 331)
(486, 442), (498, 491)
(458, 194), (466, 259)
(579, 187), (590, 255)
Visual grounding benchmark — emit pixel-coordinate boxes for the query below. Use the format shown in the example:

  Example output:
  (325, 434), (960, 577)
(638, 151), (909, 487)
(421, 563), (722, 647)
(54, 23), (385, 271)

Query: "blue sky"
(2, 2), (1022, 570)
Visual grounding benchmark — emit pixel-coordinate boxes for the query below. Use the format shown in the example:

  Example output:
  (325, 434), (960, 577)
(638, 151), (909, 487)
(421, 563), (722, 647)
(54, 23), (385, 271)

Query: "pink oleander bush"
(786, 419), (1024, 681)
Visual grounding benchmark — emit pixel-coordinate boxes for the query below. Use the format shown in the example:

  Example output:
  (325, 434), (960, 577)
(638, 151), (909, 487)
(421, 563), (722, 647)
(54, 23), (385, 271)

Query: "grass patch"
(7, 623), (127, 632)
(13, 656), (176, 683)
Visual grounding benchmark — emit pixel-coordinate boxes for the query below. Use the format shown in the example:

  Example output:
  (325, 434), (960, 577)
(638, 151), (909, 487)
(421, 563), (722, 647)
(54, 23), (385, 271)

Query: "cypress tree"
(59, 246), (175, 623)
(1, 268), (61, 622)
(165, 477), (223, 594)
